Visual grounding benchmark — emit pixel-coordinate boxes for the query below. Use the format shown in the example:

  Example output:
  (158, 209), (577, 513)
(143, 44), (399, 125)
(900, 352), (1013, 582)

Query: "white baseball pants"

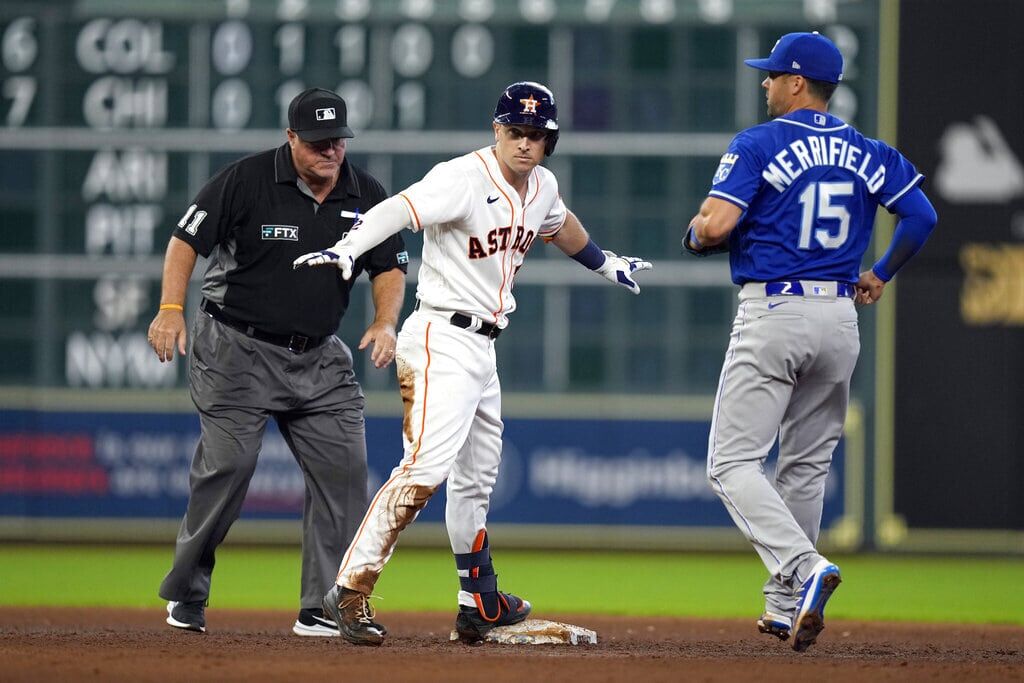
(336, 309), (503, 606)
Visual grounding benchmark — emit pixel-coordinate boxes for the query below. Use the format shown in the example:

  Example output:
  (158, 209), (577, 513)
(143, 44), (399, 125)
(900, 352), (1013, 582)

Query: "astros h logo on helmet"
(519, 95), (539, 114)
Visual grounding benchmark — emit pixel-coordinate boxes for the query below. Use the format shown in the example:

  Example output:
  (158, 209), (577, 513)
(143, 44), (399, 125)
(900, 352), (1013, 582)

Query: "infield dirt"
(1, 607), (1021, 682)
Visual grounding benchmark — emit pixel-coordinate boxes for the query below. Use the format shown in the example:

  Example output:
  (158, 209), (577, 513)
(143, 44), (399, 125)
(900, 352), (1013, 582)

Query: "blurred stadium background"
(0, 0), (1020, 561)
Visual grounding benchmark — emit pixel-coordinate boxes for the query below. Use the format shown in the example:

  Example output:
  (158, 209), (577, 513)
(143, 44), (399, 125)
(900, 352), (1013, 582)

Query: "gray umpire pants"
(706, 282), (859, 616)
(159, 312), (368, 609)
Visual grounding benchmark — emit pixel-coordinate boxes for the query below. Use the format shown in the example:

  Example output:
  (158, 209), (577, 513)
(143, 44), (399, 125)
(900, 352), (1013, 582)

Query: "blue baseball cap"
(744, 32), (844, 84)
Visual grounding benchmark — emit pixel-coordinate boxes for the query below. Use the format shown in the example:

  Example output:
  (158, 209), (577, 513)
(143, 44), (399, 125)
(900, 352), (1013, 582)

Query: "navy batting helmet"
(493, 81), (559, 156)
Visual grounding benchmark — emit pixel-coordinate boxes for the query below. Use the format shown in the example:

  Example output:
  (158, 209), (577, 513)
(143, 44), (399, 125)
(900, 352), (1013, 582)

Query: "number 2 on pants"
(797, 181), (854, 250)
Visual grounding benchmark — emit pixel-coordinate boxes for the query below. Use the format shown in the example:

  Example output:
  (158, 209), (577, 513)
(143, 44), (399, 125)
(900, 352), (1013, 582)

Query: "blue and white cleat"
(791, 560), (841, 652)
(757, 610), (792, 641)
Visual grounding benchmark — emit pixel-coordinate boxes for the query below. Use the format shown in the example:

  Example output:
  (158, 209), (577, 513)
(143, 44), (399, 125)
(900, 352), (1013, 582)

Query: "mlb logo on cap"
(288, 88), (354, 141)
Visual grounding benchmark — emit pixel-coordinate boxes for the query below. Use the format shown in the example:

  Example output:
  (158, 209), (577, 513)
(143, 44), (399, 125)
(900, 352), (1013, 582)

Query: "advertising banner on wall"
(888, 0), (1024, 545)
(0, 408), (854, 549)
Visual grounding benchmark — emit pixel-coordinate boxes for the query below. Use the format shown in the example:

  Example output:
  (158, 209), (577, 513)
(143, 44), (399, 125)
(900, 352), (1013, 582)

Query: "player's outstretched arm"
(292, 242), (359, 278)
(292, 196), (414, 279)
(551, 210), (652, 294)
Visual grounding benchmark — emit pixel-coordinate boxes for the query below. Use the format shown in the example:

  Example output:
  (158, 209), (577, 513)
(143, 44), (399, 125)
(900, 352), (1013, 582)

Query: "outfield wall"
(3, 1), (1022, 557)
(0, 391), (863, 553)
(874, 0), (1024, 554)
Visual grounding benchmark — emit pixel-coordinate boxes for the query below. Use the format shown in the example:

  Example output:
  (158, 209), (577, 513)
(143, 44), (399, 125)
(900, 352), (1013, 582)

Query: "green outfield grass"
(1, 545), (1022, 625)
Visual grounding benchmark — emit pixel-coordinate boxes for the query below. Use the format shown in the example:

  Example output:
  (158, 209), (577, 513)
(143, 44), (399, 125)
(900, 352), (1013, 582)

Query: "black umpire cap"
(288, 88), (354, 141)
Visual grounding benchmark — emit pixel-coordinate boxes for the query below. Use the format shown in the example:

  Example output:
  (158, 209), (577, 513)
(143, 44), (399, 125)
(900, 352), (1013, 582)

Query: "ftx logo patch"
(713, 153), (739, 184)
(262, 225), (299, 241)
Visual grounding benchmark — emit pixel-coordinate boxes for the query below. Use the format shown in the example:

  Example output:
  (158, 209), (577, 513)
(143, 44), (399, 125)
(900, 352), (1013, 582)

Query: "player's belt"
(764, 281), (856, 298)
(415, 301), (503, 339)
(450, 313), (502, 339)
(200, 298), (327, 353)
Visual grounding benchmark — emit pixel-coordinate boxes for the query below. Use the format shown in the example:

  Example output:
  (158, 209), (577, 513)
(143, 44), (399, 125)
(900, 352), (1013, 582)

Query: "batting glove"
(292, 243), (357, 280)
(595, 251), (653, 295)
(682, 225), (730, 257)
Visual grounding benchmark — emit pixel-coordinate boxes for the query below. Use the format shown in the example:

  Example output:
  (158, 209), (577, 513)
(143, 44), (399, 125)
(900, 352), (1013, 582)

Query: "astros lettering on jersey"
(396, 146), (567, 328)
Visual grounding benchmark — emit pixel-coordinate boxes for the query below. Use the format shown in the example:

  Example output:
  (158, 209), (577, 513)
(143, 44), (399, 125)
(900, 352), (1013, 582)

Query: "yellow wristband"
(159, 303), (184, 312)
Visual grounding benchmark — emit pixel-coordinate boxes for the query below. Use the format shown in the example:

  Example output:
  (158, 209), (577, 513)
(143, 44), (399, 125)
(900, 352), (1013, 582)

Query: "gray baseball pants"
(706, 282), (859, 615)
(159, 312), (369, 609)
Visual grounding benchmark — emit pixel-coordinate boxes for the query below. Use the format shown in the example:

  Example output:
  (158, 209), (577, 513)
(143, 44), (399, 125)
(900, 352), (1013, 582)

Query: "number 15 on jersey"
(797, 181), (853, 250)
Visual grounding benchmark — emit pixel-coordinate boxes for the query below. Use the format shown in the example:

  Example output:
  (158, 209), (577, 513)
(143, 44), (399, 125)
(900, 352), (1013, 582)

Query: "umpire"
(147, 88), (408, 636)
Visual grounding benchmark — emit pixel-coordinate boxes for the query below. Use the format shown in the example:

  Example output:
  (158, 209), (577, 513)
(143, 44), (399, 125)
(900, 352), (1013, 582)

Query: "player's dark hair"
(767, 72), (838, 103)
(806, 77), (838, 103)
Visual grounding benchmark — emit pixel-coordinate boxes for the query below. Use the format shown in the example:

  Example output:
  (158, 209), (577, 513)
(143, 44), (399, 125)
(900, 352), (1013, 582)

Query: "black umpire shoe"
(165, 600), (206, 633)
(454, 591), (531, 644)
(292, 607), (340, 637)
(322, 584), (386, 646)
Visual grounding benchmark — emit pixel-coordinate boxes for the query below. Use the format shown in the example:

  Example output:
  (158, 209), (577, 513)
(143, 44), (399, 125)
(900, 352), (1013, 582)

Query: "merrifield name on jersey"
(762, 135), (886, 193)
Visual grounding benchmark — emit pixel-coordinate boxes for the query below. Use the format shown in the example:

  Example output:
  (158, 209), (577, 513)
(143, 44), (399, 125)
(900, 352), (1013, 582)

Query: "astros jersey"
(708, 109), (923, 284)
(397, 146), (567, 327)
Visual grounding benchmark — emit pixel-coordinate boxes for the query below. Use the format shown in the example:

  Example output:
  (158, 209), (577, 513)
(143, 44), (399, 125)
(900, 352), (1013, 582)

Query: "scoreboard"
(0, 0), (881, 391)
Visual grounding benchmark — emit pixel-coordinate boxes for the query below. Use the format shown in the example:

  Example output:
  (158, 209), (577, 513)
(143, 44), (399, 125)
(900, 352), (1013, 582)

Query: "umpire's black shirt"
(172, 143), (408, 338)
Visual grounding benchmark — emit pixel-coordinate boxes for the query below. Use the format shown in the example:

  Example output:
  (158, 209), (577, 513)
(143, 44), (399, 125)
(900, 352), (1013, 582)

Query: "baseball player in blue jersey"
(684, 32), (937, 652)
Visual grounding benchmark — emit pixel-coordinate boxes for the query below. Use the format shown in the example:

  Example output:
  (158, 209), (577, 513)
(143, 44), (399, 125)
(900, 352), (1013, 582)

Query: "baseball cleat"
(791, 560), (842, 652)
(292, 607), (340, 637)
(454, 591), (531, 645)
(757, 610), (792, 641)
(322, 584), (386, 647)
(165, 600), (206, 633)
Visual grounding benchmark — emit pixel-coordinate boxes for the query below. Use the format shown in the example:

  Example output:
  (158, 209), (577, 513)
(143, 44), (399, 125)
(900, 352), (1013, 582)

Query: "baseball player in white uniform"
(293, 82), (652, 646)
